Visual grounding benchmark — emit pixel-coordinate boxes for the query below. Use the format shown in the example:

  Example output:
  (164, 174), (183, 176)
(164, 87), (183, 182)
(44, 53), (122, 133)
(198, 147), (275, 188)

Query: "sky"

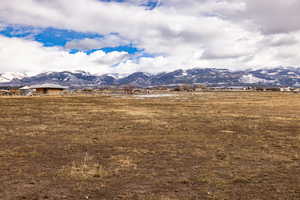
(0, 0), (300, 75)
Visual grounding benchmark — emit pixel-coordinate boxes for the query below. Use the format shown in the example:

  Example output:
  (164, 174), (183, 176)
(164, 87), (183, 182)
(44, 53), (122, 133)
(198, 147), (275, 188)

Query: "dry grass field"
(0, 92), (300, 200)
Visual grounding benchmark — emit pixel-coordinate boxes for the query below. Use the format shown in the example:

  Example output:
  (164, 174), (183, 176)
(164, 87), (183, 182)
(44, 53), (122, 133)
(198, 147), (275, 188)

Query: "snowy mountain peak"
(240, 74), (273, 84)
(1, 67), (300, 87)
(0, 72), (28, 83)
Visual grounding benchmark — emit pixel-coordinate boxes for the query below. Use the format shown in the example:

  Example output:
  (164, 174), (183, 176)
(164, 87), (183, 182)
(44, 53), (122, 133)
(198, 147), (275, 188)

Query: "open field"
(1, 92), (300, 200)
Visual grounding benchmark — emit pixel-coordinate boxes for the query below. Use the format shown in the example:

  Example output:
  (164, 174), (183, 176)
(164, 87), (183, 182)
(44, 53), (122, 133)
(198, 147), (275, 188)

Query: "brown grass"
(60, 152), (109, 180)
(0, 92), (300, 199)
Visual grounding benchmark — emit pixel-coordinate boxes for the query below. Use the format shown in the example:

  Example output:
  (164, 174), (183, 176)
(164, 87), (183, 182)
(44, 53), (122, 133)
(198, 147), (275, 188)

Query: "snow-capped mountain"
(0, 71), (116, 86)
(0, 72), (28, 83)
(239, 74), (275, 84)
(1, 67), (300, 87)
(116, 72), (152, 86)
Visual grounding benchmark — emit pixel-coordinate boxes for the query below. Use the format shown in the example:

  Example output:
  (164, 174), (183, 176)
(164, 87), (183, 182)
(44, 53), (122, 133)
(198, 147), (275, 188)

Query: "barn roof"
(30, 84), (68, 89)
(19, 86), (30, 90)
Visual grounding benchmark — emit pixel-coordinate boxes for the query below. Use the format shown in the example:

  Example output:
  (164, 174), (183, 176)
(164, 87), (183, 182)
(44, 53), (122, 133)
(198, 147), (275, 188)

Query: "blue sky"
(100, 0), (160, 9)
(0, 25), (140, 54)
(0, 0), (159, 56)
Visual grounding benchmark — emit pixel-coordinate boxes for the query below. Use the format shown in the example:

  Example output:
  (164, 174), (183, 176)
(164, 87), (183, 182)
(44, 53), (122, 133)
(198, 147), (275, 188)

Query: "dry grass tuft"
(61, 152), (109, 180)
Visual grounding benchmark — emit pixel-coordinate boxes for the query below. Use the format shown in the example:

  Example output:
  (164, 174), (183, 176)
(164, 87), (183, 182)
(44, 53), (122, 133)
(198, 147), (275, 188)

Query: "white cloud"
(241, 0), (300, 34)
(0, 0), (300, 74)
(65, 34), (131, 50)
(0, 35), (129, 74)
(0, 23), (5, 31)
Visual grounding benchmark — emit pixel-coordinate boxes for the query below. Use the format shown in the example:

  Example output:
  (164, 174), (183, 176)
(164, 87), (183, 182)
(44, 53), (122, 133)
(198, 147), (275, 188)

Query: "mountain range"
(1, 67), (300, 88)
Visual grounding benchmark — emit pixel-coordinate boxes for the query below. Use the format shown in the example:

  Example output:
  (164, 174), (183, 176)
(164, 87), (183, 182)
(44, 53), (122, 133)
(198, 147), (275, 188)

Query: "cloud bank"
(0, 0), (300, 74)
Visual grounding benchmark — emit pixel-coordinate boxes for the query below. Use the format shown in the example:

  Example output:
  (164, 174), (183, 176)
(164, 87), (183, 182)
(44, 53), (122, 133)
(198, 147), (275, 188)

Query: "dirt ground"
(0, 92), (300, 200)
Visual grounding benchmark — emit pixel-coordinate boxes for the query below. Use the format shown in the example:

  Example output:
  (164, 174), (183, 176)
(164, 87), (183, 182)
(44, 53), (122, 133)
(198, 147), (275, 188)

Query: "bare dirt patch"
(0, 92), (300, 199)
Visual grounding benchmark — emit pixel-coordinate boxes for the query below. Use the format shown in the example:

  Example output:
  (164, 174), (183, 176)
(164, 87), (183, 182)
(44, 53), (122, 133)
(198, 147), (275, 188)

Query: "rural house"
(19, 86), (32, 96)
(30, 84), (67, 95)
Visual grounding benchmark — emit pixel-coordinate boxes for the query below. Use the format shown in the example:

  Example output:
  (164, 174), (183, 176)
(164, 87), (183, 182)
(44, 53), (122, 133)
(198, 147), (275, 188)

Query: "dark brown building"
(30, 84), (67, 95)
